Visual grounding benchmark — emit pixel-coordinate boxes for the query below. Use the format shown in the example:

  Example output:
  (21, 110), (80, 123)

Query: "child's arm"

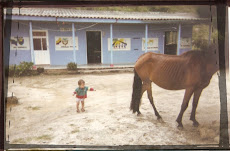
(73, 91), (77, 96)
(89, 88), (96, 91)
(85, 86), (96, 91)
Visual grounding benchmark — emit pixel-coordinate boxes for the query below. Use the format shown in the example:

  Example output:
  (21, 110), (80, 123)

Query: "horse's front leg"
(190, 88), (203, 127)
(176, 88), (194, 128)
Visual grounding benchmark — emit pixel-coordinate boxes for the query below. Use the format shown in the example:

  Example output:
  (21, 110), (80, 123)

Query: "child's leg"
(76, 101), (80, 112)
(81, 100), (85, 112)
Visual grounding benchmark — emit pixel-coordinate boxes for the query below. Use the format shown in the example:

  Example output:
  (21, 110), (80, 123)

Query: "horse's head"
(204, 44), (219, 75)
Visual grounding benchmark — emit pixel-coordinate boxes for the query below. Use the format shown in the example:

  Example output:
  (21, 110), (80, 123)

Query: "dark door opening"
(164, 31), (178, 55)
(86, 31), (101, 64)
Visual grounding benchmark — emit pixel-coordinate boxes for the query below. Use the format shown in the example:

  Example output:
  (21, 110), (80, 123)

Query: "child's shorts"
(76, 98), (85, 102)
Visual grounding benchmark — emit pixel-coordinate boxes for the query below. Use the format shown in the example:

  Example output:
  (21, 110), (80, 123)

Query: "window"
(42, 38), (47, 50)
(33, 38), (42, 50)
(32, 31), (48, 51)
(33, 31), (46, 37)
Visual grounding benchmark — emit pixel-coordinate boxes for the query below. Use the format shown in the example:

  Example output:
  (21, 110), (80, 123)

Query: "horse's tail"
(130, 69), (142, 113)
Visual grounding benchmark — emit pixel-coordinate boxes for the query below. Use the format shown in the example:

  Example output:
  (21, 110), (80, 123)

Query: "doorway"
(86, 31), (101, 64)
(32, 30), (50, 64)
(164, 31), (178, 55)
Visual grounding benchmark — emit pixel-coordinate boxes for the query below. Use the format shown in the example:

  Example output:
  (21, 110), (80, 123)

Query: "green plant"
(192, 24), (218, 50)
(17, 62), (34, 76)
(8, 62), (34, 76)
(67, 62), (77, 70)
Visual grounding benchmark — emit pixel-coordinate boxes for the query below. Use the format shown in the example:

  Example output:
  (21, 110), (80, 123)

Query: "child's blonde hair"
(78, 79), (85, 86)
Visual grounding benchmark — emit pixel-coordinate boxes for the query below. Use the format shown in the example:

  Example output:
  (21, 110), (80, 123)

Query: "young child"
(73, 79), (95, 113)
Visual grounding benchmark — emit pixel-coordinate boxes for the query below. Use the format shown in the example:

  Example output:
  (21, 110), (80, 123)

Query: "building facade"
(5, 8), (210, 66)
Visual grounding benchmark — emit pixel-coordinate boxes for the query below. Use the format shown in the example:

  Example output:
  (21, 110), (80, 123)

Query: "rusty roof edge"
(4, 8), (209, 21)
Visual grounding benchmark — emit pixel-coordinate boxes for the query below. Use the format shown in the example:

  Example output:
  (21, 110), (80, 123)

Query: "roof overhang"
(0, 0), (218, 8)
(5, 15), (210, 24)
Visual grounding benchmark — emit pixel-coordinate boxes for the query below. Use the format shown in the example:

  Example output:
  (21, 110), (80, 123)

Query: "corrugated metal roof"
(4, 8), (207, 21)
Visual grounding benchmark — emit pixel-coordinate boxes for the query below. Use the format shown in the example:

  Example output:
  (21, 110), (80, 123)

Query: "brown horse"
(130, 47), (219, 128)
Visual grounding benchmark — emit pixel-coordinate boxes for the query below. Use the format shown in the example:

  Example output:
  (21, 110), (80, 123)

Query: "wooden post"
(0, 4), (4, 151)
(208, 23), (212, 46)
(228, 7), (230, 78)
(1, 8), (13, 150)
(217, 0), (229, 148)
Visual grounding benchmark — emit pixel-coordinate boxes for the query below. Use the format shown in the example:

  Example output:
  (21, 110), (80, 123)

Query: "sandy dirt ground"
(5, 73), (230, 146)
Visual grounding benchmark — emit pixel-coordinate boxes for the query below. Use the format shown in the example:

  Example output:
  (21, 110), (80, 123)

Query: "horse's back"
(134, 52), (165, 81)
(134, 51), (204, 90)
(135, 52), (185, 72)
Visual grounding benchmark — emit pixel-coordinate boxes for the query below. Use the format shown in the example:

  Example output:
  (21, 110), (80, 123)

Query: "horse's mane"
(181, 50), (205, 57)
(137, 50), (209, 64)
(135, 52), (152, 62)
(181, 50), (207, 64)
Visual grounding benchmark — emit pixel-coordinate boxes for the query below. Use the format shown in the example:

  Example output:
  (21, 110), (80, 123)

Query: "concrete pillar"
(145, 24), (148, 53)
(177, 24), (181, 55)
(72, 23), (76, 63)
(29, 21), (35, 63)
(110, 24), (113, 66)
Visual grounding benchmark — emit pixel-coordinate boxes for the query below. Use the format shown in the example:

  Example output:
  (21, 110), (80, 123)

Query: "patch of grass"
(12, 138), (26, 144)
(69, 124), (75, 127)
(26, 106), (41, 110)
(12, 137), (33, 144)
(31, 106), (40, 110)
(35, 135), (52, 141)
(48, 128), (53, 131)
(71, 128), (80, 134)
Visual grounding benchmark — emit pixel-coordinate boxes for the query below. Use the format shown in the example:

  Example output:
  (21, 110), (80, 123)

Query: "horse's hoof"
(177, 126), (184, 130)
(137, 112), (142, 116)
(193, 121), (199, 127)
(157, 116), (162, 120)
(157, 117), (164, 123)
(177, 123), (184, 129)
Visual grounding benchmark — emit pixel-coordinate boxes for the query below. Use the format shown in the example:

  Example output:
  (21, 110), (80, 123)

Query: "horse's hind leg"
(137, 83), (148, 115)
(146, 82), (162, 120)
(176, 88), (194, 128)
(190, 88), (203, 127)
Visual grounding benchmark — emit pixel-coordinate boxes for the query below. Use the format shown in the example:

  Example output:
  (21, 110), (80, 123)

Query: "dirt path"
(6, 73), (230, 145)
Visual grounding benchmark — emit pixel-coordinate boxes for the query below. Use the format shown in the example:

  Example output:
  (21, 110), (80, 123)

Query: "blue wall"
(101, 24), (166, 64)
(31, 21), (87, 65)
(9, 21), (32, 65)
(9, 21), (193, 65)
